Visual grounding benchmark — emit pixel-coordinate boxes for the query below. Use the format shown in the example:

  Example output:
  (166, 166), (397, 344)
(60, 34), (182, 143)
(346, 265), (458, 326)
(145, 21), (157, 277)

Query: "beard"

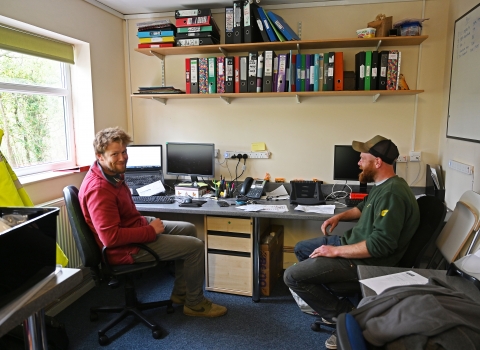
(359, 161), (376, 183)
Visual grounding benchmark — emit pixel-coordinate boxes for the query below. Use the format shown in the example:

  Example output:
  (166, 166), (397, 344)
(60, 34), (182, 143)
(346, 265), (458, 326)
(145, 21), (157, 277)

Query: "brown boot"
(183, 298), (227, 318)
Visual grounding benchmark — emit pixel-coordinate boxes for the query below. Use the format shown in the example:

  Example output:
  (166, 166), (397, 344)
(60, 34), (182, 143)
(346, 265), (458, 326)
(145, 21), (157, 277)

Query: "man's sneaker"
(170, 293), (186, 305)
(183, 298), (227, 318)
(325, 333), (337, 350)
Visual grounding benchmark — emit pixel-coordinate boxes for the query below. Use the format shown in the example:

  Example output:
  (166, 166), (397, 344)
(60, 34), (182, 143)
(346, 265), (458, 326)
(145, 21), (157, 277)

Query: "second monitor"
(166, 142), (215, 184)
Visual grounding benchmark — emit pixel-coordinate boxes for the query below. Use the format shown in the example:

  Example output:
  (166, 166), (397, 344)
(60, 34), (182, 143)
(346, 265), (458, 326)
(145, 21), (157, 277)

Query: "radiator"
(39, 198), (82, 268)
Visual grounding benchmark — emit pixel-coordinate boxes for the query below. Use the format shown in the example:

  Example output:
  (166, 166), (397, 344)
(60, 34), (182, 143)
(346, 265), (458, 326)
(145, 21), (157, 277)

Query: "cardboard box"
(260, 225), (284, 296)
(367, 16), (392, 37)
(174, 186), (207, 198)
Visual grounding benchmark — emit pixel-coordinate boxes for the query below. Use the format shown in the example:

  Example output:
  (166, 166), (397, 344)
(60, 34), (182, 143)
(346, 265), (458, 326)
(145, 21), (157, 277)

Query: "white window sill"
(19, 168), (88, 185)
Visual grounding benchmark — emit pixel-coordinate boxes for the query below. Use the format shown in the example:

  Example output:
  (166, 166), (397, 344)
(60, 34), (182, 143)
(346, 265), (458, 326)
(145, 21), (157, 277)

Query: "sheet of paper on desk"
(266, 185), (289, 197)
(237, 204), (288, 212)
(137, 180), (166, 196)
(359, 270), (428, 295)
(295, 205), (335, 214)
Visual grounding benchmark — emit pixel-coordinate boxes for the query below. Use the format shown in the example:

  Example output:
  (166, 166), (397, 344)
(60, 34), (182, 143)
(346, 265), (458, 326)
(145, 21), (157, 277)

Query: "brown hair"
(93, 127), (132, 155)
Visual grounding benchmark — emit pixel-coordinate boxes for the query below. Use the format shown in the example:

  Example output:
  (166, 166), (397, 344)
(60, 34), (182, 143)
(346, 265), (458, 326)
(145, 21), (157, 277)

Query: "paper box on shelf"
(368, 16), (392, 37)
(260, 225), (284, 296)
(174, 186), (207, 198)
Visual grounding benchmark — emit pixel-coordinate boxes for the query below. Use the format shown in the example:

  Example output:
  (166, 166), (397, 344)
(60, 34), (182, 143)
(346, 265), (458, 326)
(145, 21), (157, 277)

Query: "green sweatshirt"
(341, 176), (420, 266)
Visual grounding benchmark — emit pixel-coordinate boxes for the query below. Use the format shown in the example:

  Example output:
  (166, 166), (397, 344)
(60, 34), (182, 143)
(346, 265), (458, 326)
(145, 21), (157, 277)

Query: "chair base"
(91, 300), (174, 346)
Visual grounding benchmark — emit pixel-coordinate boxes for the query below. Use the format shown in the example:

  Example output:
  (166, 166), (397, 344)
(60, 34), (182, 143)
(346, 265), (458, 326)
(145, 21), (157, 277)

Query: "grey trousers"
(132, 218), (205, 307)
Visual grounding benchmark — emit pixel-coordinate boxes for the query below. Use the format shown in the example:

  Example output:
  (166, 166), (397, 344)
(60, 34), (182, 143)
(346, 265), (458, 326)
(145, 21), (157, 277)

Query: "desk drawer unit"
(205, 216), (253, 296)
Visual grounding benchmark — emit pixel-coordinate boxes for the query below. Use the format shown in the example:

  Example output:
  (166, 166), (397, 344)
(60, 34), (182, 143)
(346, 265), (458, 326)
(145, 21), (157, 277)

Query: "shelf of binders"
(134, 35), (428, 57)
(132, 35), (427, 104)
(131, 89), (424, 105)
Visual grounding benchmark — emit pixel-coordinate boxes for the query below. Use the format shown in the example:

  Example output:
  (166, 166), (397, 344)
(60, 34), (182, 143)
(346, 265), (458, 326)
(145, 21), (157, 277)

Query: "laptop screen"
(126, 145), (162, 172)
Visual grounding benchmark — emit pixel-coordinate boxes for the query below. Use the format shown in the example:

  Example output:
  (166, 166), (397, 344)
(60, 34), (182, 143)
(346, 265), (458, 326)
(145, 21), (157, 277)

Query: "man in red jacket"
(79, 127), (226, 318)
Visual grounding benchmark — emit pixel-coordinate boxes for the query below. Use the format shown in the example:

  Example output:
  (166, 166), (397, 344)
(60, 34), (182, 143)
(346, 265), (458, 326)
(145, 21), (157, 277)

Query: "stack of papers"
(236, 204), (288, 212)
(295, 205), (335, 214)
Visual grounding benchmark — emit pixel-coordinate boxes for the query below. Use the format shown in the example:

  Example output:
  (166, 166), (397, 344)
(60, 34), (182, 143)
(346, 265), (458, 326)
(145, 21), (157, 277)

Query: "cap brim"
(352, 141), (370, 153)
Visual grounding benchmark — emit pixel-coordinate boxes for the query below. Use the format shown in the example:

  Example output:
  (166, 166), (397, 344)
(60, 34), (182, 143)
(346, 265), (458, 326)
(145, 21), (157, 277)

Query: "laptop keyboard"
(125, 174), (161, 187)
(132, 196), (175, 204)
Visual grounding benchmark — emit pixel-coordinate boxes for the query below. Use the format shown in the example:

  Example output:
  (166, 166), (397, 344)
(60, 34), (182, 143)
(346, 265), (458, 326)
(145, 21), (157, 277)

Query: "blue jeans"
(284, 235), (358, 319)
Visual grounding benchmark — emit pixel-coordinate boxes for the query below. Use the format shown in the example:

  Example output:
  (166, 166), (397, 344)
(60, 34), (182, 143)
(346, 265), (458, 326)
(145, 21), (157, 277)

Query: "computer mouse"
(183, 197), (192, 204)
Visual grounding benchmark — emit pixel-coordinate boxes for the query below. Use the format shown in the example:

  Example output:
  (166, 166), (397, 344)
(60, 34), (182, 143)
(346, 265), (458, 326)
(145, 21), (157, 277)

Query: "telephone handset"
(240, 177), (266, 199)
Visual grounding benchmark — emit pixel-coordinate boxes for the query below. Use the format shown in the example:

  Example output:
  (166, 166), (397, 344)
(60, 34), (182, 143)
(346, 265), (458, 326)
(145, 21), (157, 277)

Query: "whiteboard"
(446, 3), (480, 143)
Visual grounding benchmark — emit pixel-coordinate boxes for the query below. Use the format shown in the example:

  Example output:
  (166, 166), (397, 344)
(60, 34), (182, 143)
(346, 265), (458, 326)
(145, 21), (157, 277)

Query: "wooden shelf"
(132, 90), (425, 104)
(135, 36), (428, 57)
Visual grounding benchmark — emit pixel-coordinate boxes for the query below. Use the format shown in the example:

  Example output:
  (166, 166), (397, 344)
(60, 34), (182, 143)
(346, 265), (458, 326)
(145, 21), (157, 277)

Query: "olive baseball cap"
(352, 135), (399, 164)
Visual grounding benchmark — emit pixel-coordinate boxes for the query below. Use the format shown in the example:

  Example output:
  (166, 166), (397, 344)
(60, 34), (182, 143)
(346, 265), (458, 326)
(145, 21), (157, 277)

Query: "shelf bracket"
(373, 93), (380, 103)
(295, 94), (301, 104)
(220, 96), (231, 104)
(219, 47), (228, 56)
(296, 42), (301, 55)
(152, 97), (166, 105)
(375, 39), (383, 51)
(151, 51), (166, 87)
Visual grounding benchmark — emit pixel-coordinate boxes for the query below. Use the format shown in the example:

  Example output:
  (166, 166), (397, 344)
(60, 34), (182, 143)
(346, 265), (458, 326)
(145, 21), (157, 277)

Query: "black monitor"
(166, 142), (215, 183)
(333, 145), (367, 192)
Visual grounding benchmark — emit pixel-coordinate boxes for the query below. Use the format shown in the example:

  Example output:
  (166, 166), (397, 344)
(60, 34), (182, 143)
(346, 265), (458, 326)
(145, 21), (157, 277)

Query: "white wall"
(440, 0), (480, 209)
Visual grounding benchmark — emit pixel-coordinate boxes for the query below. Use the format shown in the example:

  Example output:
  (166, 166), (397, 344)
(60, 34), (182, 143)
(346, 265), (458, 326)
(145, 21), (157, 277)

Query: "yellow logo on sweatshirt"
(381, 210), (389, 216)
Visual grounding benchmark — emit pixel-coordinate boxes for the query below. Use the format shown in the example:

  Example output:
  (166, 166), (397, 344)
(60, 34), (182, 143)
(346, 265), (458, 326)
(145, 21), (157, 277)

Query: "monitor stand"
(189, 176), (199, 187)
(359, 182), (368, 193)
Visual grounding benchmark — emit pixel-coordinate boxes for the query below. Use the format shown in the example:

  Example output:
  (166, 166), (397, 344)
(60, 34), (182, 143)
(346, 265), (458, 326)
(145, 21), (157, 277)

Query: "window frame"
(0, 58), (76, 176)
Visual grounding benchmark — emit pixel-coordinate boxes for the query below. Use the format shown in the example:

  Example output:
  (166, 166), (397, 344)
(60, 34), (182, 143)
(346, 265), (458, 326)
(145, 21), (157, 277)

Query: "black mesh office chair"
(397, 195), (446, 268)
(63, 186), (173, 346)
(311, 195), (446, 333)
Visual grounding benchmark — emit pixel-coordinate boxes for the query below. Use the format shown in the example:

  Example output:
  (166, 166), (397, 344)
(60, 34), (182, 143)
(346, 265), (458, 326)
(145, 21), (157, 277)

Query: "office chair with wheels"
(397, 195), (447, 268)
(336, 312), (368, 350)
(63, 186), (174, 346)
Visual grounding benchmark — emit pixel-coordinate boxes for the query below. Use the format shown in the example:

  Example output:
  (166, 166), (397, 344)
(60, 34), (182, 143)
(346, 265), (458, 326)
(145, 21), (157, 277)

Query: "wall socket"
(397, 155), (408, 163)
(224, 151), (271, 159)
(215, 149), (219, 158)
(409, 151), (421, 162)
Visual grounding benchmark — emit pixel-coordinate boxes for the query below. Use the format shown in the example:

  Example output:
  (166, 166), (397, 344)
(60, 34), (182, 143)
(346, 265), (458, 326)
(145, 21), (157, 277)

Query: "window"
(0, 49), (75, 176)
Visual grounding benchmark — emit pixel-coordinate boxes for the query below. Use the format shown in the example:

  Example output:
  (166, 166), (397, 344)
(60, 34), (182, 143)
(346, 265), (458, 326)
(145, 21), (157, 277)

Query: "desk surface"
(136, 198), (348, 221)
(357, 266), (480, 303)
(0, 268), (82, 338)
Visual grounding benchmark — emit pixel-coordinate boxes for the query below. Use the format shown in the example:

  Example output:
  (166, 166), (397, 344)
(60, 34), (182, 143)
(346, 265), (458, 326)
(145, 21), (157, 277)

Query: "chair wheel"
(311, 322), (321, 332)
(90, 312), (98, 322)
(152, 329), (167, 339)
(167, 305), (174, 314)
(98, 335), (110, 346)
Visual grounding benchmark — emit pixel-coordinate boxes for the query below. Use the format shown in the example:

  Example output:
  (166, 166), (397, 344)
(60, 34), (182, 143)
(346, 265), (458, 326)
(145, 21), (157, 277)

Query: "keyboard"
(132, 196), (175, 204)
(345, 198), (363, 207)
(125, 175), (161, 187)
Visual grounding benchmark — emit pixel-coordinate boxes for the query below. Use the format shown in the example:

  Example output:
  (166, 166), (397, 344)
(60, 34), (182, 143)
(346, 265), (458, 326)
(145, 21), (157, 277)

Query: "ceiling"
(84, 0), (361, 17)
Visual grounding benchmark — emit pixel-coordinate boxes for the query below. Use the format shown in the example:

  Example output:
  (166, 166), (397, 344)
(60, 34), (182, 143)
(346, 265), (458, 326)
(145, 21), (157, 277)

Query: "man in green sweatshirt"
(284, 135), (420, 349)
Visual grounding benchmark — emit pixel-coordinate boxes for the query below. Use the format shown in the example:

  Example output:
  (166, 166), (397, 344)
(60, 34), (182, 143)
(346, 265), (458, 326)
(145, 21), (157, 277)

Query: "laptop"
(124, 145), (163, 196)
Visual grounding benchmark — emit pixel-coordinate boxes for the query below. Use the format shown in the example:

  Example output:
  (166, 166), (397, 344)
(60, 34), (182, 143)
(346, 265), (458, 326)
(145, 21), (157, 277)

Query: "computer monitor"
(126, 144), (162, 172)
(333, 145), (367, 192)
(166, 142), (215, 183)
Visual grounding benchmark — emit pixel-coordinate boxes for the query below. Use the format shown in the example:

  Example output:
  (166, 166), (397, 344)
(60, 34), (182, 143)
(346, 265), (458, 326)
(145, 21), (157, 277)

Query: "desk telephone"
(240, 177), (266, 199)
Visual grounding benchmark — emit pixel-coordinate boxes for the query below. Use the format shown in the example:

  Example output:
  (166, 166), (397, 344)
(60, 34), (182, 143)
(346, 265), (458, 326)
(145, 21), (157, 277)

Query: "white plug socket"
(409, 151), (421, 162)
(397, 155), (407, 163)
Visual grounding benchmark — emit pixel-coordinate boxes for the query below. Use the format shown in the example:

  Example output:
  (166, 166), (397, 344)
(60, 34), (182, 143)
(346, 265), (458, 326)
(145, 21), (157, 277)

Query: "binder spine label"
(226, 8), (234, 32)
(244, 3), (251, 26)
